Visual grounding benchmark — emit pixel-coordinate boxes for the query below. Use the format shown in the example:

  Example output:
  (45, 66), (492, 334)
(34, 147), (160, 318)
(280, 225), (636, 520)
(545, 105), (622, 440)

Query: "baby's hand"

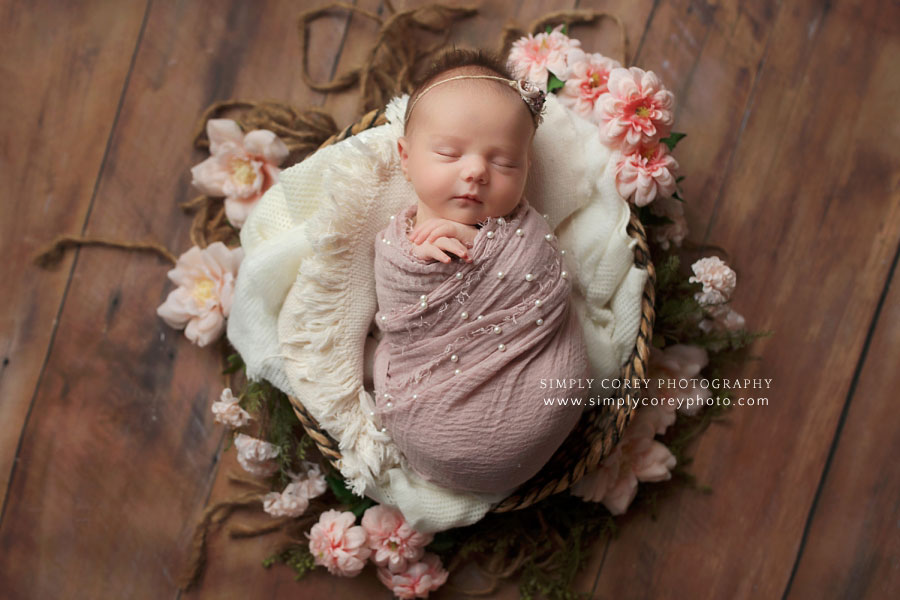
(410, 236), (472, 264)
(409, 218), (478, 251)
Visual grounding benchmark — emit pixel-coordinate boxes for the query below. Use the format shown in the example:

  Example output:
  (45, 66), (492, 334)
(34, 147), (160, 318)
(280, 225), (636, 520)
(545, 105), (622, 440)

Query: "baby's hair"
(403, 48), (538, 133)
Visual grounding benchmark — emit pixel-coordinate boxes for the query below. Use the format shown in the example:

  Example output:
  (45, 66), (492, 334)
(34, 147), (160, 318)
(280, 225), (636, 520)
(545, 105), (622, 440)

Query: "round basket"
(288, 108), (656, 512)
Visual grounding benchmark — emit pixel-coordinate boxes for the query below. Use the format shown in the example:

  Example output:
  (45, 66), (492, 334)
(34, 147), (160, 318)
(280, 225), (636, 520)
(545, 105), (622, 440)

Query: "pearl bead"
(412, 394), (418, 400)
(383, 393), (391, 400)
(381, 315), (387, 322)
(543, 213), (550, 220)
(420, 294), (427, 301)
(369, 410), (375, 417)
(498, 217), (506, 225)
(385, 240), (391, 245)
(386, 402), (393, 408)
(561, 270), (568, 279)
(545, 233), (553, 241)
(536, 318), (544, 326)
(455, 272), (463, 280)
(381, 238), (387, 243)
(525, 273), (534, 282)
(497, 271), (505, 279)
(450, 354), (459, 362)
(486, 231), (495, 239)
(460, 311), (469, 320)
(420, 301), (428, 309)
(534, 299), (542, 307)
(560, 249), (566, 256)
(477, 315), (484, 320)
(498, 343), (506, 352)
(454, 368), (461, 375)
(493, 326), (502, 334)
(389, 215), (395, 220)
(380, 427), (387, 433)
(515, 228), (524, 237)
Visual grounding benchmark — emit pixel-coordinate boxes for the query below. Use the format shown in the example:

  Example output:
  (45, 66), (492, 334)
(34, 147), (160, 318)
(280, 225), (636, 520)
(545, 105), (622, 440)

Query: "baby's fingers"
(409, 220), (441, 244)
(433, 237), (471, 262)
(424, 223), (459, 244)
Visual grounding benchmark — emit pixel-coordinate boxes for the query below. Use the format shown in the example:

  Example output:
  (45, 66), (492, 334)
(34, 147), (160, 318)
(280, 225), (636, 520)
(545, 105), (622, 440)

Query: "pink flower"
(614, 144), (679, 207)
(699, 303), (746, 335)
(211, 388), (252, 428)
(307, 510), (371, 576)
(596, 66), (674, 152)
(156, 242), (243, 347)
(362, 505), (433, 574)
(190, 119), (289, 228)
(558, 52), (621, 121)
(650, 344), (711, 416)
(233, 433), (280, 477)
(262, 462), (327, 518)
(689, 256), (737, 305)
(571, 447), (623, 503)
(507, 25), (585, 90)
(376, 553), (449, 599)
(649, 195), (688, 250)
(601, 420), (676, 515)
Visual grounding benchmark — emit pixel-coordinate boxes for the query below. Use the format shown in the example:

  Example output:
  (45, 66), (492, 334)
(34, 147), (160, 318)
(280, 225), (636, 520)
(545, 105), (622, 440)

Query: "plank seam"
(781, 234), (900, 600)
(0, 0), (155, 527)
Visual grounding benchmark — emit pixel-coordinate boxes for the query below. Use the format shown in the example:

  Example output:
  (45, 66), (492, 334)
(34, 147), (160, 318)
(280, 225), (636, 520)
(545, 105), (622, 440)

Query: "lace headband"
(405, 74), (546, 127)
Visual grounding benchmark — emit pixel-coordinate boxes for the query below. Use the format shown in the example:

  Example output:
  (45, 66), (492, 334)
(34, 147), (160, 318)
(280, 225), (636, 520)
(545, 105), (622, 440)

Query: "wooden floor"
(2, 0), (898, 598)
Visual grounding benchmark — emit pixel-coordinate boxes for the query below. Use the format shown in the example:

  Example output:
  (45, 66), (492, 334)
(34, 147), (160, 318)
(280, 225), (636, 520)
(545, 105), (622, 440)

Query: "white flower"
(211, 388), (252, 428)
(689, 256), (737, 305)
(233, 433), (280, 477)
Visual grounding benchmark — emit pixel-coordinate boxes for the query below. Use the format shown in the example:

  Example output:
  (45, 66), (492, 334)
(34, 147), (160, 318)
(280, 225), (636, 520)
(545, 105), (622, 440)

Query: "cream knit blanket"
(227, 94), (647, 532)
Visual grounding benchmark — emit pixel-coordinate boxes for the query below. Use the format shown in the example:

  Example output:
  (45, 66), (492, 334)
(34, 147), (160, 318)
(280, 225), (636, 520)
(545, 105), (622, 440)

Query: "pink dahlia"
(507, 25), (585, 90)
(190, 118), (289, 228)
(156, 242), (243, 347)
(558, 52), (621, 121)
(362, 505), (433, 574)
(614, 143), (679, 207)
(307, 510), (371, 576)
(376, 553), (449, 599)
(597, 66), (674, 152)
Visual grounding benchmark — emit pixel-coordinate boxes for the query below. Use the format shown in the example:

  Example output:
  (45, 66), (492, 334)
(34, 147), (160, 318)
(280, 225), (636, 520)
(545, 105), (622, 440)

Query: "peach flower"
(596, 66), (674, 152)
(211, 388), (252, 429)
(570, 447), (623, 503)
(190, 119), (289, 228)
(650, 344), (711, 416)
(699, 303), (746, 335)
(156, 242), (243, 347)
(307, 510), (371, 576)
(507, 25), (585, 89)
(649, 195), (688, 250)
(558, 52), (621, 121)
(233, 433), (280, 477)
(262, 462), (327, 518)
(689, 256), (737, 305)
(376, 553), (449, 599)
(614, 143), (679, 207)
(362, 505), (433, 574)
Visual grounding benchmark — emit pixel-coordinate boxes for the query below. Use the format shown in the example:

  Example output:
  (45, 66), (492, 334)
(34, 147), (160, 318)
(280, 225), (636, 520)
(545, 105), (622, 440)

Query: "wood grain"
(592, 0), (900, 597)
(0, 0), (149, 513)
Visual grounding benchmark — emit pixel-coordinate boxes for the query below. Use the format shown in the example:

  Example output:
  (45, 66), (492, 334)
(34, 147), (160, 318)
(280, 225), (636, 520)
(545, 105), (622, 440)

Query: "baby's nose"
(461, 157), (488, 183)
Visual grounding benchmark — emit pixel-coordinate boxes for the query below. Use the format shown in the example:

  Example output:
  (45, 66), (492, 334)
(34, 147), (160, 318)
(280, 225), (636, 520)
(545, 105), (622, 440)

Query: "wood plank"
(0, 1), (352, 598)
(783, 34), (900, 600)
(593, 0), (900, 597)
(0, 0), (149, 512)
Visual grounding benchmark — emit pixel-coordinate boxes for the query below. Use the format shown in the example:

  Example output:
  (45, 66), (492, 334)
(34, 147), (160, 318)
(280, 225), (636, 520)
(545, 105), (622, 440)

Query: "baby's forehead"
(408, 79), (534, 138)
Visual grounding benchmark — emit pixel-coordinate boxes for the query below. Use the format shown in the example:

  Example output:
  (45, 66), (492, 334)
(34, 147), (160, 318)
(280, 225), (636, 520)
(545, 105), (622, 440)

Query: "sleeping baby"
(372, 49), (590, 495)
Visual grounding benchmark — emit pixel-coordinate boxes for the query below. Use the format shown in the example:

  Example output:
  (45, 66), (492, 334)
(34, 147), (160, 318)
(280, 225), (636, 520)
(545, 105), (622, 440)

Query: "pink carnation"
(507, 25), (585, 90)
(558, 52), (621, 121)
(689, 256), (737, 305)
(190, 119), (289, 228)
(614, 143), (679, 207)
(376, 553), (449, 599)
(211, 388), (252, 428)
(233, 433), (279, 477)
(362, 505), (433, 574)
(649, 195), (688, 250)
(650, 344), (711, 416)
(156, 242), (243, 347)
(597, 66), (674, 152)
(307, 510), (371, 576)
(262, 462), (327, 518)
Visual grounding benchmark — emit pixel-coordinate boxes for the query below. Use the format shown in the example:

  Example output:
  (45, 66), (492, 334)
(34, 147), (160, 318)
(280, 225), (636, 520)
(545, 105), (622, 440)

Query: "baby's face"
(398, 81), (534, 225)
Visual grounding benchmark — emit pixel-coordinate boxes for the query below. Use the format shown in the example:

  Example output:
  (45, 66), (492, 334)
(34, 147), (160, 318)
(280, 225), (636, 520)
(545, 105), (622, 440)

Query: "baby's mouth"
(453, 194), (481, 203)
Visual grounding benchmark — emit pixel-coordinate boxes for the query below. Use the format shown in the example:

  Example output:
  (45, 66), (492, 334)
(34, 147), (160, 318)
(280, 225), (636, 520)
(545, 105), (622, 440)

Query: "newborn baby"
(372, 50), (590, 495)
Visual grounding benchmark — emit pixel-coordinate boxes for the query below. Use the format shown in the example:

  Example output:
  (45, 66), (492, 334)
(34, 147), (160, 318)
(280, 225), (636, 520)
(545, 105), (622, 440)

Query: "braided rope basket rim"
(288, 108), (656, 513)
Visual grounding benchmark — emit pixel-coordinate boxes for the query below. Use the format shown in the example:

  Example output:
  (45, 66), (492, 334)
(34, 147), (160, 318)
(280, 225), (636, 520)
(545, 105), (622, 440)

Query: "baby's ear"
(397, 137), (411, 181)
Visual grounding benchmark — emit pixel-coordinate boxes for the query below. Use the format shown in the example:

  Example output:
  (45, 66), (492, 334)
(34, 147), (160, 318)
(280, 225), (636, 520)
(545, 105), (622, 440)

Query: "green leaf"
(546, 72), (565, 93)
(560, 23), (568, 35)
(675, 175), (685, 183)
(545, 25), (552, 34)
(223, 352), (245, 374)
(672, 189), (684, 202)
(660, 132), (687, 151)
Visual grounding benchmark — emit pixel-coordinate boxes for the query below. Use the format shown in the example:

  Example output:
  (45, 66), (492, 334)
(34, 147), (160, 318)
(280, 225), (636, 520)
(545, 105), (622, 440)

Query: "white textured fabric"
(227, 94), (648, 533)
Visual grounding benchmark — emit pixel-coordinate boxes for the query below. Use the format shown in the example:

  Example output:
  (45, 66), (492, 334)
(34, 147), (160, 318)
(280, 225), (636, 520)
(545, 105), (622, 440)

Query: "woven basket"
(288, 108), (656, 513)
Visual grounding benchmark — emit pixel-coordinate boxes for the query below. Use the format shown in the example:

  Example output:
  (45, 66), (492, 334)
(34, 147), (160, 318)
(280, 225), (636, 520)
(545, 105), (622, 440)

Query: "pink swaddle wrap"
(372, 199), (589, 495)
